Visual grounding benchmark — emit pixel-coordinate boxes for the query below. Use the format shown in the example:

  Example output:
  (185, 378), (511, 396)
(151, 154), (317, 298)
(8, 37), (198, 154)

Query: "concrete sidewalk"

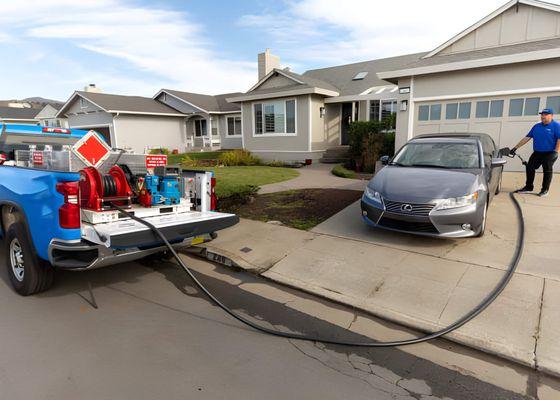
(191, 172), (560, 376)
(258, 163), (367, 194)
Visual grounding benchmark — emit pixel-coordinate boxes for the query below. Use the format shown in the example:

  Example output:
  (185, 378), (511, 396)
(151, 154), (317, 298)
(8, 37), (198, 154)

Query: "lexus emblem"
(401, 204), (413, 212)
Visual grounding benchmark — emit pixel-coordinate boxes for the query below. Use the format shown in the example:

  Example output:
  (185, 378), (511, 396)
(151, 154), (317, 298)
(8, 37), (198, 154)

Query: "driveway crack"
(532, 279), (546, 369)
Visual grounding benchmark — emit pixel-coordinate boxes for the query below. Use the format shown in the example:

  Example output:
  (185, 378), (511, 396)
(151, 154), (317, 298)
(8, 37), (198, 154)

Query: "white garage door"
(414, 92), (560, 172)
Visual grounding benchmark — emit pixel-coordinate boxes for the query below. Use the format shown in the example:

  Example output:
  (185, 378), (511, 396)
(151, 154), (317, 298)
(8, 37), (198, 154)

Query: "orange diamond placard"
(72, 130), (112, 168)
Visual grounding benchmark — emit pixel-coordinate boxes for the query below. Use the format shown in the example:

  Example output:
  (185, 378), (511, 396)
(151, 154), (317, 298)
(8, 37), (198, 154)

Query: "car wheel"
(476, 200), (488, 238)
(5, 222), (54, 295)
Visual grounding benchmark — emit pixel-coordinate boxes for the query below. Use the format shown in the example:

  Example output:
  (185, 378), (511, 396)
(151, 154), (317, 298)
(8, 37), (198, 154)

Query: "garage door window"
(418, 105), (429, 121)
(418, 104), (442, 121)
(476, 100), (503, 118)
(476, 101), (489, 118)
(458, 102), (471, 119)
(430, 104), (441, 120)
(546, 96), (560, 114)
(509, 99), (524, 116)
(489, 100), (504, 118)
(524, 98), (540, 116)
(445, 103), (458, 120)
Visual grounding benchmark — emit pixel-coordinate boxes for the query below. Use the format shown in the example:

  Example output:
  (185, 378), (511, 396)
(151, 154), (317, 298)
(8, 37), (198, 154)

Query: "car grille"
(384, 200), (435, 216)
(378, 216), (439, 234)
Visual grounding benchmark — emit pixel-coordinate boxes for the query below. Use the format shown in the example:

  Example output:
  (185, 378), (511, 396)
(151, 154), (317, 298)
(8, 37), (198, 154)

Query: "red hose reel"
(79, 165), (133, 211)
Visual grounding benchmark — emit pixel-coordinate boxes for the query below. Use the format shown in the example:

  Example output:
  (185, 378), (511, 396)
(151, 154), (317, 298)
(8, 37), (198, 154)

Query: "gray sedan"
(361, 133), (506, 238)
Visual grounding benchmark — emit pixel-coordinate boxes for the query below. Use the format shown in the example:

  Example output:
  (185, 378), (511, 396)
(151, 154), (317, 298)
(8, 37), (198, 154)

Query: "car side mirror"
(491, 158), (507, 168)
(380, 155), (390, 165)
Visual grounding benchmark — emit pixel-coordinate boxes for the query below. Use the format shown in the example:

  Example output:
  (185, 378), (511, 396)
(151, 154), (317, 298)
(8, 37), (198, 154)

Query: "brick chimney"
(258, 49), (280, 80)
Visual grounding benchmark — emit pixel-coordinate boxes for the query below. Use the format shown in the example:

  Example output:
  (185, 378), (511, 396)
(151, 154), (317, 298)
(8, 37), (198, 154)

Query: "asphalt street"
(0, 250), (546, 399)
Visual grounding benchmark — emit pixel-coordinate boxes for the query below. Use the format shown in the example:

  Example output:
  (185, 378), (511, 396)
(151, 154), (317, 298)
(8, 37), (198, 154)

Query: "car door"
(480, 136), (499, 200)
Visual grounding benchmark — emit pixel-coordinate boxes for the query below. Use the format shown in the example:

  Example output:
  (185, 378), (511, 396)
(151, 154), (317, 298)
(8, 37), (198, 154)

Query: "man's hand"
(509, 148), (517, 156)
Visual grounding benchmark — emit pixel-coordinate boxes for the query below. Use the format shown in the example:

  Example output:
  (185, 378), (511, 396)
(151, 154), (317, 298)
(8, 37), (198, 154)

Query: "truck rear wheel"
(5, 222), (54, 295)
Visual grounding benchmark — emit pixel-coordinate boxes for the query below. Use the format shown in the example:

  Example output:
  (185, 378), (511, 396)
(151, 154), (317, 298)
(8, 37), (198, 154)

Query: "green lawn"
(167, 151), (223, 164)
(203, 166), (299, 198)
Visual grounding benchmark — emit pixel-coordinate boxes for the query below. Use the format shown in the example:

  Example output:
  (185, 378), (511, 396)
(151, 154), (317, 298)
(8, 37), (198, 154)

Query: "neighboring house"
(378, 0), (560, 171)
(154, 89), (243, 150)
(0, 106), (39, 125)
(35, 103), (68, 128)
(57, 91), (187, 153)
(227, 49), (423, 162)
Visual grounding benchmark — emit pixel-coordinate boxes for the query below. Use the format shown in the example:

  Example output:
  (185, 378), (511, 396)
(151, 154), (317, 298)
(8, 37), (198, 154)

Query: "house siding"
(219, 114), (243, 149)
(395, 59), (560, 172)
(439, 3), (560, 55)
(241, 94), (323, 161)
(114, 114), (186, 153)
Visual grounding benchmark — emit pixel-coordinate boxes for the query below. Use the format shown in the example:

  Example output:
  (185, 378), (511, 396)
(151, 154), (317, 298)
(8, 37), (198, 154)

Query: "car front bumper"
(360, 195), (485, 238)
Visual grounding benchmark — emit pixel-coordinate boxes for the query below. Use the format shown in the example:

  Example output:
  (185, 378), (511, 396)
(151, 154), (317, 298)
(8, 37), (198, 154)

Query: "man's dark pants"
(525, 151), (558, 191)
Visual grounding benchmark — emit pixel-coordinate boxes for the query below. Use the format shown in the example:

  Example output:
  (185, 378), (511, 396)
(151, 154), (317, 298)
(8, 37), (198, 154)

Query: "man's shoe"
(538, 190), (549, 197)
(515, 187), (533, 194)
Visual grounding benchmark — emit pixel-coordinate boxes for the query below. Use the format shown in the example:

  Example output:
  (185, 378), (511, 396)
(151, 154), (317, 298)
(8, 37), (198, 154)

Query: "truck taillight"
(42, 127), (71, 134)
(56, 181), (80, 229)
(210, 177), (217, 211)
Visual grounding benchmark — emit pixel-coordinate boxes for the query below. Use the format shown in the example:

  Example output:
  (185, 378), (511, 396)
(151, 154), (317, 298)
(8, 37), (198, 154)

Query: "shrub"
(149, 147), (170, 155)
(180, 154), (198, 168)
(219, 149), (261, 166)
(331, 164), (356, 179)
(267, 160), (288, 167)
(348, 119), (395, 173)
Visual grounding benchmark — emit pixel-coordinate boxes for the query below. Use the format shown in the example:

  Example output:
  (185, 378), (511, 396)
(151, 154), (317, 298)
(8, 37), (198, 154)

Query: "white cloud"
(0, 0), (256, 97)
(240, 0), (560, 67)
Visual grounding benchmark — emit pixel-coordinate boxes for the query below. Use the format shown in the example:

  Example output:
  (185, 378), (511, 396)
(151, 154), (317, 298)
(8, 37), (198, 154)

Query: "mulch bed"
(220, 189), (363, 230)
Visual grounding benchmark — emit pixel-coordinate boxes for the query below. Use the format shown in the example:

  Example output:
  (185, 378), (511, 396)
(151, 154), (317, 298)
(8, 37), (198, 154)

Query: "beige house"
(378, 0), (560, 171)
(57, 91), (187, 153)
(153, 89), (242, 150)
(36, 103), (68, 128)
(228, 49), (422, 163)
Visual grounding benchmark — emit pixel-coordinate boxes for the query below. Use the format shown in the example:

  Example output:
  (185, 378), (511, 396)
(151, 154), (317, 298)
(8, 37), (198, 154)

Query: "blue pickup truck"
(0, 124), (238, 295)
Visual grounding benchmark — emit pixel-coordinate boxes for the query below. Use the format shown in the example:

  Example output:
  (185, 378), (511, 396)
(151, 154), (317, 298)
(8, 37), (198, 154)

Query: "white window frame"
(252, 98), (297, 137)
(80, 98), (88, 109)
(193, 118), (208, 137)
(226, 115), (242, 137)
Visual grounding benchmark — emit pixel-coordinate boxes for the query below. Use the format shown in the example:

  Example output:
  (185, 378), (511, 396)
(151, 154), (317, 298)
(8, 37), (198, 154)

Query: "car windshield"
(391, 142), (480, 169)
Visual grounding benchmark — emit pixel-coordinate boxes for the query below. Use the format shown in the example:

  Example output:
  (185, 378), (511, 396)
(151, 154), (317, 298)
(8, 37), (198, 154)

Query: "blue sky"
(0, 0), (544, 101)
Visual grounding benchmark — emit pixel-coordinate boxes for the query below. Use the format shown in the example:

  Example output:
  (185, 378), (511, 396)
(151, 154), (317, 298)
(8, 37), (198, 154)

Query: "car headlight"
(435, 192), (478, 210)
(364, 187), (383, 204)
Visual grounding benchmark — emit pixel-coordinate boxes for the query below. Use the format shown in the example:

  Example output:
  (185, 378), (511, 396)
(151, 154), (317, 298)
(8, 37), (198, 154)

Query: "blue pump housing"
(144, 174), (181, 206)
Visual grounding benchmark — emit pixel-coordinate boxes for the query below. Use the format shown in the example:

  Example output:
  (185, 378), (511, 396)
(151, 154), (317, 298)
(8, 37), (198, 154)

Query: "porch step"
(320, 146), (350, 164)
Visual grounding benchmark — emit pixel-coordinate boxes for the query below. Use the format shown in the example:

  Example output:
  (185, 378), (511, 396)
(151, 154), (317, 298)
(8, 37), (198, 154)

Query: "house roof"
(159, 89), (242, 113)
(0, 106), (40, 121)
(228, 53), (425, 102)
(303, 52), (426, 96)
(57, 91), (186, 117)
(378, 37), (560, 81)
(228, 68), (340, 102)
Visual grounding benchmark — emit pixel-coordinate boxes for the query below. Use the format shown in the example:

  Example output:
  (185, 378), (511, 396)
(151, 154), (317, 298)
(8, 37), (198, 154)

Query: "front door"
(341, 102), (353, 145)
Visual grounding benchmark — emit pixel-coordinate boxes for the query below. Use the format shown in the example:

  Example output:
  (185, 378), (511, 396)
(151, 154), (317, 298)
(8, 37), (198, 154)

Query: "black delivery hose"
(112, 192), (524, 347)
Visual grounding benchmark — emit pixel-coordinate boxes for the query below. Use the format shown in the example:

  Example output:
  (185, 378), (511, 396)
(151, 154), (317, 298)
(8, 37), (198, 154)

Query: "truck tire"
(5, 222), (54, 295)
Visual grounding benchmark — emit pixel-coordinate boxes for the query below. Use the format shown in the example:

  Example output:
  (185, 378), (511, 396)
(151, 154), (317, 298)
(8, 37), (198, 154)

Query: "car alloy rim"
(9, 238), (25, 282)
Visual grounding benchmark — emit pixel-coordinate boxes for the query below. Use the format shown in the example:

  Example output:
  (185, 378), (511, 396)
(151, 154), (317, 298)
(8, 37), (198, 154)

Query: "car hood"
(370, 166), (482, 203)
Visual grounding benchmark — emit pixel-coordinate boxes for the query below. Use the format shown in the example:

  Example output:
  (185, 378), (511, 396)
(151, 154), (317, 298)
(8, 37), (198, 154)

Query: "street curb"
(181, 245), (549, 376)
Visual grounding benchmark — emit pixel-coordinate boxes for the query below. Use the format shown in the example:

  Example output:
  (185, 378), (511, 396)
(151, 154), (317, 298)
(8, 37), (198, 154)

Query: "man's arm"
(556, 138), (560, 153)
(512, 136), (531, 153)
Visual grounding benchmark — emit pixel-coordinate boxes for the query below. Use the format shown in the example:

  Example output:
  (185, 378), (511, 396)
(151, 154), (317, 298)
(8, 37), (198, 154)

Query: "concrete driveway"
(195, 172), (560, 376)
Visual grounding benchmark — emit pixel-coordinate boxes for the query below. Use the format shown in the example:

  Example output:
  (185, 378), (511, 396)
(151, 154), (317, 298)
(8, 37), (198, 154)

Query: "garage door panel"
(469, 122), (501, 145)
(439, 123), (469, 132)
(415, 124), (441, 135)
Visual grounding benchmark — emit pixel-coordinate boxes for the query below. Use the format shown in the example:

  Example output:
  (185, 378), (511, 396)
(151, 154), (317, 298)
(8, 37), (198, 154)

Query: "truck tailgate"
(81, 211), (238, 248)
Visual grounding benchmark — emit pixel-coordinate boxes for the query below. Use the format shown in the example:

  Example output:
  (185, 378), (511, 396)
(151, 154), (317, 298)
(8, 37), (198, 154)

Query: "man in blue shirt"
(512, 108), (560, 197)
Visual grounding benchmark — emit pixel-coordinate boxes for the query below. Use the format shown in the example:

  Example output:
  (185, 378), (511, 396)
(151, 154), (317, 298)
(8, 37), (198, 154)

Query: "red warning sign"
(72, 131), (111, 167)
(146, 154), (168, 168)
(32, 151), (44, 165)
